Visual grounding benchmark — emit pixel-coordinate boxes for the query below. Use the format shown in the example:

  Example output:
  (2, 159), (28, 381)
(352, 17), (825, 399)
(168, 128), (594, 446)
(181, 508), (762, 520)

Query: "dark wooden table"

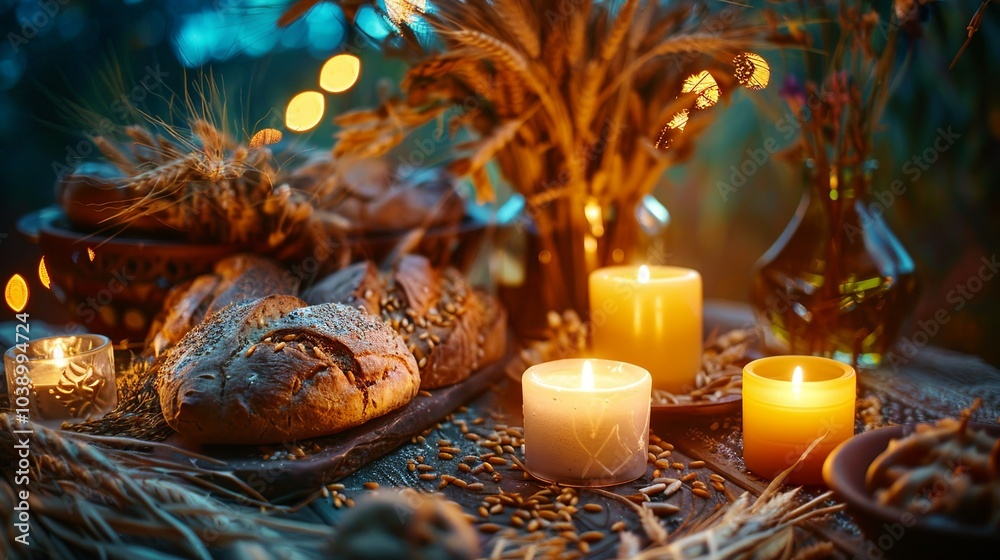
(272, 301), (1000, 559)
(6, 301), (997, 558)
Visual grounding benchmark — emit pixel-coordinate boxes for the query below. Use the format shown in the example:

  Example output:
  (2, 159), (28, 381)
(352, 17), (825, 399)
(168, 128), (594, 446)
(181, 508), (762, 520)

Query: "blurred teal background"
(0, 0), (997, 366)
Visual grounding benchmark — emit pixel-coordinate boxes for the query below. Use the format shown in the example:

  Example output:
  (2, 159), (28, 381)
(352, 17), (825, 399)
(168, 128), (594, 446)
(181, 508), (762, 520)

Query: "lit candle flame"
(52, 344), (67, 368)
(637, 265), (651, 284)
(792, 366), (803, 398)
(582, 360), (594, 391)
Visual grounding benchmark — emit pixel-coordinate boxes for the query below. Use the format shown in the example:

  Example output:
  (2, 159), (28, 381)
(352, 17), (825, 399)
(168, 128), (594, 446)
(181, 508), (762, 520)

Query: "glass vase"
(750, 160), (919, 369)
(495, 194), (670, 340)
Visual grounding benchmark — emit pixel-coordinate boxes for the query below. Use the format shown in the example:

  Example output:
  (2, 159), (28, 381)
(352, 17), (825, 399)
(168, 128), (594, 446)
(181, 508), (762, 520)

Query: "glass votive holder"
(5, 334), (117, 425)
(522, 358), (651, 487)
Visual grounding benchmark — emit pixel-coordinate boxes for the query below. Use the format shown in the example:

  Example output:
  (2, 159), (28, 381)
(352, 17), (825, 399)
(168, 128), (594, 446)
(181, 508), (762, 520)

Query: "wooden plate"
(650, 394), (742, 416)
(162, 353), (511, 498)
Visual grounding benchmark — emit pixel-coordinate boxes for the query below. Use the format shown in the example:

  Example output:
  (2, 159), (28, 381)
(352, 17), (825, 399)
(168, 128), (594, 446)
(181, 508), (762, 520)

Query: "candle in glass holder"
(589, 265), (702, 393)
(4, 335), (117, 425)
(522, 359), (651, 487)
(742, 356), (856, 485)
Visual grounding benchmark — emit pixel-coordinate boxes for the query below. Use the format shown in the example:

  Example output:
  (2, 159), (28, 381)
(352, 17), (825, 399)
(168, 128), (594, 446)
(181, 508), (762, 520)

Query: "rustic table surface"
(5, 301), (998, 559)
(270, 301), (1000, 559)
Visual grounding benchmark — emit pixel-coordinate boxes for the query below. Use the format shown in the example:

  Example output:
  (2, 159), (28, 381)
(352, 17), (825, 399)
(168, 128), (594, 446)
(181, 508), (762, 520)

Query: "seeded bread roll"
(157, 295), (420, 445)
(302, 255), (507, 389)
(146, 254), (297, 356)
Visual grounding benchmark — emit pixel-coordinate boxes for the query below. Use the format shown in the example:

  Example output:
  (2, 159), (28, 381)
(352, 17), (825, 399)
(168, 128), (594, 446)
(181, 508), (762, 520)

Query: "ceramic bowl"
(19, 207), (490, 343)
(20, 207), (239, 342)
(823, 422), (1000, 559)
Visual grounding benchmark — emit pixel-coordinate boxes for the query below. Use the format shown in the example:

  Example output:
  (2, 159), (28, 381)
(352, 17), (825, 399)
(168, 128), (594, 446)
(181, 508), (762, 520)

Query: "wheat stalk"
(617, 436), (845, 559)
(601, 0), (639, 62)
(316, 0), (787, 313)
(1, 414), (338, 559)
(494, 0), (540, 58)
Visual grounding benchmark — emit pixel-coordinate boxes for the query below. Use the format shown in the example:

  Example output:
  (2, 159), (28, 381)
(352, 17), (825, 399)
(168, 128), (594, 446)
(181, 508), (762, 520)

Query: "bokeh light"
(734, 52), (770, 91)
(5, 273), (29, 313)
(285, 91), (325, 132)
(39, 257), (50, 289)
(320, 54), (361, 93)
(682, 70), (720, 109)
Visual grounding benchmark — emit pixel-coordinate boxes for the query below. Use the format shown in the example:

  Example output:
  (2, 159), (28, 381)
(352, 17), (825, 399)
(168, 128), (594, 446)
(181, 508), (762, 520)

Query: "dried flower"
(779, 75), (806, 113)
(775, 0), (908, 177)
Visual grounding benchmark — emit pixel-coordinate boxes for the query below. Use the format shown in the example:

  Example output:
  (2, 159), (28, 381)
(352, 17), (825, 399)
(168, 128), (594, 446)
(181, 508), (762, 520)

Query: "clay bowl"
(20, 207), (239, 343)
(823, 423), (1000, 559)
(19, 207), (491, 342)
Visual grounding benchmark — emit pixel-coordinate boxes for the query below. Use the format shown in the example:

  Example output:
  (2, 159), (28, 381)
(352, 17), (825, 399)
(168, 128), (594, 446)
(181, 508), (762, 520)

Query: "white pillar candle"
(522, 359), (651, 487)
(589, 265), (702, 393)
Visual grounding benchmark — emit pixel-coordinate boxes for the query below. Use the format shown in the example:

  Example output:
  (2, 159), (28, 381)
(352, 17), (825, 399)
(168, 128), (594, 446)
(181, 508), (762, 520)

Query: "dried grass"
(618, 437), (845, 559)
(1, 414), (331, 559)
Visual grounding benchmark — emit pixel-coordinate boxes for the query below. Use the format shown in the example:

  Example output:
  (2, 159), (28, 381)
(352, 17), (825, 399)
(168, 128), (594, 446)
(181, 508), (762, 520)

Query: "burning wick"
(581, 360), (594, 391)
(792, 366), (803, 399)
(637, 265), (651, 284)
(52, 344), (67, 369)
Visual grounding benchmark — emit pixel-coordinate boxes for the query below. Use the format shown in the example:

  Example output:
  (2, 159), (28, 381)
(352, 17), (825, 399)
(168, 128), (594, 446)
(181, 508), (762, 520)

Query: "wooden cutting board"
(164, 352), (511, 498)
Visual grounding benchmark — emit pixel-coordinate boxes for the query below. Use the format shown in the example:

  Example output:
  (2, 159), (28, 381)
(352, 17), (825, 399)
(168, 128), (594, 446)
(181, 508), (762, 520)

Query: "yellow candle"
(522, 359), (651, 487)
(742, 356), (856, 484)
(589, 265), (702, 393)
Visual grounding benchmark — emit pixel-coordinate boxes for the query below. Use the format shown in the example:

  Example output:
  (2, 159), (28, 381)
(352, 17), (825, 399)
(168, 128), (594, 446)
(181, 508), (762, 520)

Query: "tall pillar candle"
(589, 265), (702, 393)
(742, 356), (856, 485)
(522, 359), (651, 487)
